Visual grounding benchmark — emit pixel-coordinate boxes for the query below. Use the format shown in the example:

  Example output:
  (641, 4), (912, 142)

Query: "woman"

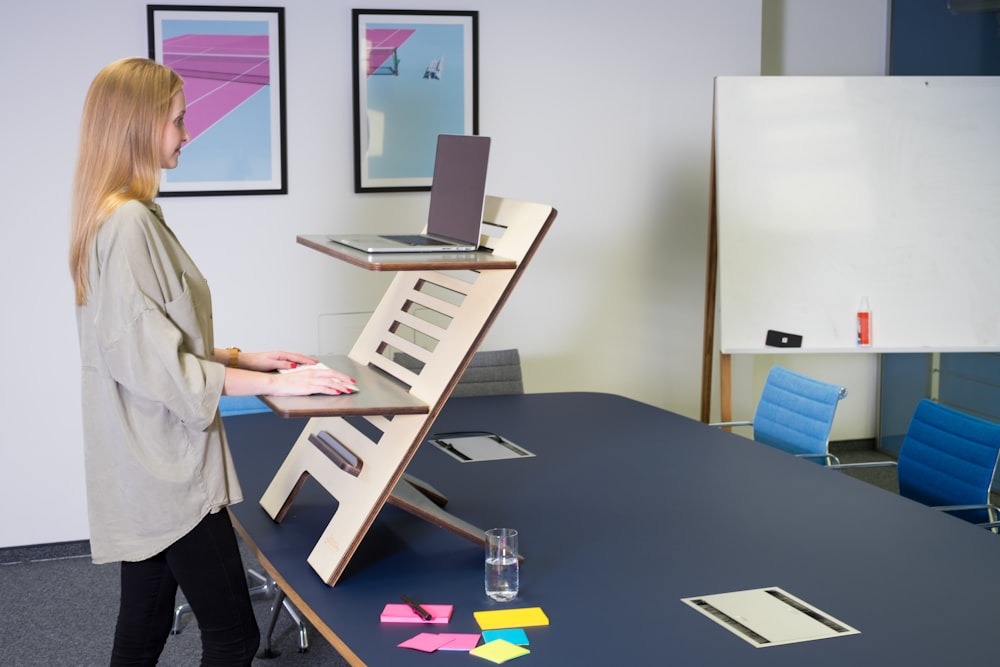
(69, 57), (356, 666)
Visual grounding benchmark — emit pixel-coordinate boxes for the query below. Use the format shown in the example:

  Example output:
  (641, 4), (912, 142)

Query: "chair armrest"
(937, 504), (1000, 533)
(933, 503), (999, 514)
(976, 518), (1000, 532)
(829, 462), (999, 532)
(709, 420), (752, 428)
(796, 452), (842, 466)
(827, 461), (898, 471)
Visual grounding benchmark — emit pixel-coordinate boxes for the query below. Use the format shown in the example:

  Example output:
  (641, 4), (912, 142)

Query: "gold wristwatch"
(226, 347), (241, 368)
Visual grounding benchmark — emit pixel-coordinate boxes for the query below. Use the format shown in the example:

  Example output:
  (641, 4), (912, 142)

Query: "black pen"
(400, 594), (432, 621)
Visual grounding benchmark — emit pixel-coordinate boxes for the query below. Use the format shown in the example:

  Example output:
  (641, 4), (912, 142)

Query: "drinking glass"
(485, 528), (519, 602)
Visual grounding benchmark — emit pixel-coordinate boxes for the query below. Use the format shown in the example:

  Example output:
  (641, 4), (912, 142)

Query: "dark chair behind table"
(394, 347), (523, 398)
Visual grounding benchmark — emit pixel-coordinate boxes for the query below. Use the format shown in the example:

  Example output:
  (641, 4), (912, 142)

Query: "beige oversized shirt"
(76, 200), (240, 564)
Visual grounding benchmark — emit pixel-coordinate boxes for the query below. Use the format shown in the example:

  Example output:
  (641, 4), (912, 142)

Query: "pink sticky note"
(380, 603), (454, 624)
(438, 633), (482, 651)
(398, 633), (452, 652)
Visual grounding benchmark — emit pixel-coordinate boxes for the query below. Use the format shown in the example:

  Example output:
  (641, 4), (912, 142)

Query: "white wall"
(763, 0), (889, 75)
(0, 0), (886, 548)
(729, 0), (890, 442)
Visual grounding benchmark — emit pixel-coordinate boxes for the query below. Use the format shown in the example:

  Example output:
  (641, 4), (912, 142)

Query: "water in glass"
(485, 554), (519, 601)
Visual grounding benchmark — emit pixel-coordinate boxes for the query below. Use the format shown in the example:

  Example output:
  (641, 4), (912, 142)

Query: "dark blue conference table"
(225, 392), (1000, 666)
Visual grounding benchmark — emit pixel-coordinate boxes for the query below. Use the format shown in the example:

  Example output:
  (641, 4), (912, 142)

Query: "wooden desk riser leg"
(386, 478), (488, 547)
(396, 472), (449, 508)
(259, 415), (487, 585)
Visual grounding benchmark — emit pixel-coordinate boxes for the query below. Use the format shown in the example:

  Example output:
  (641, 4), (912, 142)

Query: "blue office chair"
(713, 365), (848, 465)
(833, 399), (1000, 528)
(212, 394), (271, 416)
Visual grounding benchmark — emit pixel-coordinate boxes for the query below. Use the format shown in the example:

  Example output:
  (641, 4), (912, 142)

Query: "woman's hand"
(220, 349), (358, 397)
(237, 350), (318, 372)
(270, 365), (358, 396)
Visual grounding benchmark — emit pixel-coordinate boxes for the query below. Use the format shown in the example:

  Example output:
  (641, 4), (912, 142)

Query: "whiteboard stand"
(700, 88), (735, 424)
(700, 91), (724, 423)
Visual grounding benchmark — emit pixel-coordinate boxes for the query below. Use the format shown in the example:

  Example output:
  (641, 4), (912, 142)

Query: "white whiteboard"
(715, 76), (1000, 354)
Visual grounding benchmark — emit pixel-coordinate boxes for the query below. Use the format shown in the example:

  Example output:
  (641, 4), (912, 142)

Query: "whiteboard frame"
(713, 76), (1000, 355)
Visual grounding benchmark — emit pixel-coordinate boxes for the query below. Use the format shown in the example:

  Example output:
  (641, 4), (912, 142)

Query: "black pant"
(110, 510), (260, 666)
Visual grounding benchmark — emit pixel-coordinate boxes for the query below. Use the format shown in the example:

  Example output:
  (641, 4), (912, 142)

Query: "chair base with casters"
(249, 570), (309, 657)
(170, 567), (309, 656)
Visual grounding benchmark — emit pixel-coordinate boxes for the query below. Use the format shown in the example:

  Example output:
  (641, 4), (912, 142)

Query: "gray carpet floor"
(0, 539), (350, 666)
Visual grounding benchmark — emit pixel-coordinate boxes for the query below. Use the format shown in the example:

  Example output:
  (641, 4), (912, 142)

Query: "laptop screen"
(426, 134), (491, 243)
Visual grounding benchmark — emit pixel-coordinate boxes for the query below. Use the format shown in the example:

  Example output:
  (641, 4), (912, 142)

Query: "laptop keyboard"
(383, 234), (451, 246)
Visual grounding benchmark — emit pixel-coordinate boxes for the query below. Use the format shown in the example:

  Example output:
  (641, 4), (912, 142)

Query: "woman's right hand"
(270, 364), (358, 396)
(223, 362), (357, 398)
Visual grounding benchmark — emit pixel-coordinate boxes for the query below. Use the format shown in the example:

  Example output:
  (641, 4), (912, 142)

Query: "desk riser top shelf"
(296, 235), (516, 271)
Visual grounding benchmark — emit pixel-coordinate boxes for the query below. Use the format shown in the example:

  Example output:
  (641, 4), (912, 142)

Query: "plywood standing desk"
(227, 392), (1000, 666)
(257, 196), (556, 587)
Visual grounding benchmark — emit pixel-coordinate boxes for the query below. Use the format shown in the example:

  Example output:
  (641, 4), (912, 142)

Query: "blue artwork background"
(174, 88), (271, 182)
(365, 23), (467, 180)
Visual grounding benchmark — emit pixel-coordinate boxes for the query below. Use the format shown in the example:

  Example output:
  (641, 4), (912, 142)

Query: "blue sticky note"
(482, 628), (530, 646)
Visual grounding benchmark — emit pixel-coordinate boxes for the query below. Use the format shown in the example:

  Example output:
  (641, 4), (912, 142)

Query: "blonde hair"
(70, 58), (183, 305)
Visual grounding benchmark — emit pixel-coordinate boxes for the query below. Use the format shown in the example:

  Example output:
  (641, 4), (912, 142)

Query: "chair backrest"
(897, 399), (1000, 524)
(396, 348), (523, 397)
(753, 366), (847, 458)
(451, 348), (523, 397)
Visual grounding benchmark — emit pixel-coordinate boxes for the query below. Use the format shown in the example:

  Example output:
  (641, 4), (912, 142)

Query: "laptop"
(330, 134), (491, 253)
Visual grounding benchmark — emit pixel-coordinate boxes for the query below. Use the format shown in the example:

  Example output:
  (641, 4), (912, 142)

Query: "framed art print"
(352, 9), (479, 192)
(147, 5), (287, 196)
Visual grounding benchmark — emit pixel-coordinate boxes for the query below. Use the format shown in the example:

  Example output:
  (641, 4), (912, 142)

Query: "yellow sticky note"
(469, 639), (531, 663)
(474, 606), (549, 631)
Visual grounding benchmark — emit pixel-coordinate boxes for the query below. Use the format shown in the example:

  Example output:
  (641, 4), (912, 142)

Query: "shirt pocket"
(164, 272), (212, 356)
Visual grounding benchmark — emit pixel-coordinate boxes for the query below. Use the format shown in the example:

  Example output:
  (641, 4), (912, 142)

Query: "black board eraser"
(765, 330), (803, 348)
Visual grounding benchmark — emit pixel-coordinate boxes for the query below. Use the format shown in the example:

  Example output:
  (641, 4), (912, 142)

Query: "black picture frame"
(352, 9), (479, 193)
(147, 4), (287, 196)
